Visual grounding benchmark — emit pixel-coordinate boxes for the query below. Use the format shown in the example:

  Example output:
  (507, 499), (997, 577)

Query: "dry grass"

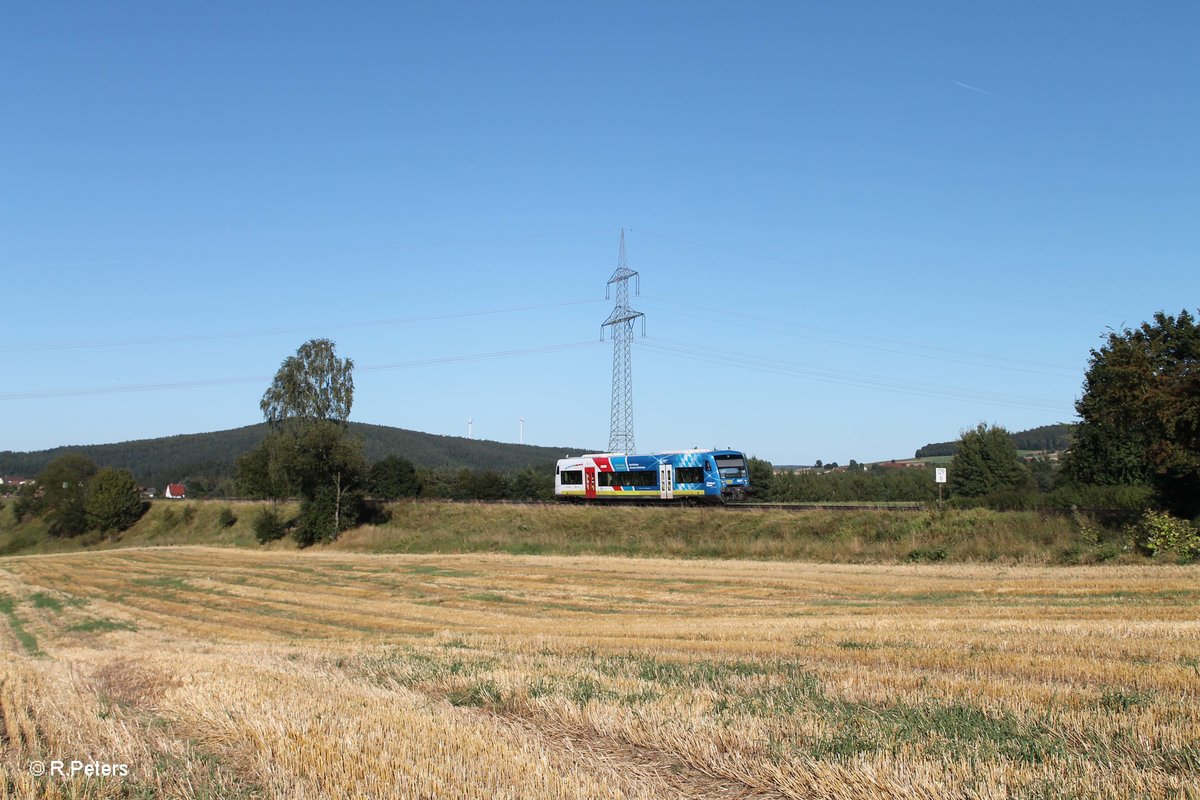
(331, 503), (1102, 564)
(4, 500), (1123, 565)
(1, 547), (1197, 798)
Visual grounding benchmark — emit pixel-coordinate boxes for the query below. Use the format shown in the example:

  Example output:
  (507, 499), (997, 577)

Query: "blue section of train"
(554, 449), (751, 503)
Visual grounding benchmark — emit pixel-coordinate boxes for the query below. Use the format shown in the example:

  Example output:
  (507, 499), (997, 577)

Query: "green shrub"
(1132, 510), (1199, 559)
(980, 489), (1039, 511)
(369, 455), (421, 499)
(252, 507), (287, 544)
(906, 546), (948, 563)
(217, 507), (237, 528)
(1045, 484), (1154, 513)
(85, 468), (145, 533)
(0, 530), (38, 557)
(1071, 506), (1101, 546)
(11, 487), (36, 520)
(294, 486), (360, 547)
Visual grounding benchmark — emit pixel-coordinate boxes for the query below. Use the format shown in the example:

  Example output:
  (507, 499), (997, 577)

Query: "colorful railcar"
(554, 449), (750, 503)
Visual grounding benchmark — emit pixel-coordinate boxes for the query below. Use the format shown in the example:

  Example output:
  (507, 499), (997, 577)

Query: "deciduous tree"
(747, 457), (774, 499)
(369, 455), (422, 500)
(949, 423), (1031, 498)
(1063, 310), (1200, 517)
(235, 434), (296, 501)
(86, 468), (144, 534)
(248, 339), (366, 545)
(260, 338), (354, 427)
(34, 454), (98, 537)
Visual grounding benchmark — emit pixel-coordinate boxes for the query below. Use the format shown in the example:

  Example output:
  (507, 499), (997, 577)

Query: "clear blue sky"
(3, 2), (1197, 464)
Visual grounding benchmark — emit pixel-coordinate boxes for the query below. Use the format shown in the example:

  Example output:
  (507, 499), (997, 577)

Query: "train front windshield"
(715, 455), (748, 480)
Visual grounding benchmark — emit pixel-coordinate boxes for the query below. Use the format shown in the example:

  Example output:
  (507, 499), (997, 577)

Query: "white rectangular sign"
(935, 467), (947, 484)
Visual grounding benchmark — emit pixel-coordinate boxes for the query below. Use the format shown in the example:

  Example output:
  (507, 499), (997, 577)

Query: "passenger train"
(554, 449), (751, 503)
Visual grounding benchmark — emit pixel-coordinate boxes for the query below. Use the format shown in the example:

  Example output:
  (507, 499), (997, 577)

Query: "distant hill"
(914, 424), (1074, 459)
(0, 422), (594, 490)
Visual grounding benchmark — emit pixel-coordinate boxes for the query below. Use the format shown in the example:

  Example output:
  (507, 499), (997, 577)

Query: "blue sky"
(3, 2), (1197, 464)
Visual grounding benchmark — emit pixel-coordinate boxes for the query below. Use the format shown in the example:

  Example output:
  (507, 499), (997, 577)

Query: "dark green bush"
(252, 507), (287, 544)
(906, 546), (948, 563)
(369, 455), (421, 500)
(85, 468), (144, 533)
(293, 486), (360, 547)
(1044, 484), (1154, 513)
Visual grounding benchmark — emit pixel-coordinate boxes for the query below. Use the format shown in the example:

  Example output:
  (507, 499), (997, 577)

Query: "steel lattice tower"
(602, 229), (645, 454)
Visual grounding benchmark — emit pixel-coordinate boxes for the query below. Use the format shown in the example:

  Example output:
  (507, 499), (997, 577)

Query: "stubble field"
(1, 546), (1197, 799)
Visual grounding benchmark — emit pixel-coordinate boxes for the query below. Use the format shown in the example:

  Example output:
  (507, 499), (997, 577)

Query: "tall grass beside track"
(337, 502), (1105, 563)
(0, 500), (1145, 564)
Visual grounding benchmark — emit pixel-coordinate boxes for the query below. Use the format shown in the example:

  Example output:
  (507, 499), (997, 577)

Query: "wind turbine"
(467, 417), (473, 440)
(519, 417), (525, 445)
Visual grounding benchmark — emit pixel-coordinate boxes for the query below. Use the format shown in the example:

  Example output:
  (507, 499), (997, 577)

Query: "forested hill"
(915, 424), (1074, 459)
(0, 423), (593, 489)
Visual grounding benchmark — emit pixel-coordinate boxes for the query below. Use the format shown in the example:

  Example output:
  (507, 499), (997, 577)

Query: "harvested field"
(1, 547), (1197, 798)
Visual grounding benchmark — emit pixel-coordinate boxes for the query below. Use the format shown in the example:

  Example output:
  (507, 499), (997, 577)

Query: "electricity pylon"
(602, 229), (645, 454)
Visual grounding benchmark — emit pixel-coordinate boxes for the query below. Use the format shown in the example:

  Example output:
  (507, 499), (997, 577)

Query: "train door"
(584, 467), (597, 499)
(659, 463), (674, 500)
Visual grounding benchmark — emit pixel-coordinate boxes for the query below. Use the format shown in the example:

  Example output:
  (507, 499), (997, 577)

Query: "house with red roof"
(164, 483), (187, 499)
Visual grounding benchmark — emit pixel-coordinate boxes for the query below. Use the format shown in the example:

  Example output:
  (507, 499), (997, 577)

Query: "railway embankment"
(0, 498), (1158, 565)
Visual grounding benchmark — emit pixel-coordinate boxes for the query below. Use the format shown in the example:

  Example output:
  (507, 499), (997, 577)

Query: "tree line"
(0, 423), (585, 495)
(753, 310), (1198, 527)
(8, 455), (144, 538)
(914, 423), (1073, 459)
(9, 311), (1196, 555)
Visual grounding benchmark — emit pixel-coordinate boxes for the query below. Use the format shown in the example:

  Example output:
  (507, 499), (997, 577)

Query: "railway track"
(723, 501), (927, 512)
(444, 499), (930, 512)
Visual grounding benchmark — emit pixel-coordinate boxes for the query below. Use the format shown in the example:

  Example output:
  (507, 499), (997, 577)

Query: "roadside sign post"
(935, 467), (947, 509)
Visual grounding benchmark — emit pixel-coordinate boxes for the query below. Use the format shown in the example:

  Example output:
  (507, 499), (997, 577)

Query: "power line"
(1, 298), (603, 353)
(637, 337), (1074, 415)
(358, 341), (603, 374)
(0, 340), (605, 401)
(7, 227), (614, 272)
(0, 375), (269, 401)
(635, 229), (1123, 318)
(639, 297), (1080, 378)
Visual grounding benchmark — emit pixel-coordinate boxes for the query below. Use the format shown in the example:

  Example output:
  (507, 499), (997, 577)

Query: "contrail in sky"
(953, 79), (1004, 99)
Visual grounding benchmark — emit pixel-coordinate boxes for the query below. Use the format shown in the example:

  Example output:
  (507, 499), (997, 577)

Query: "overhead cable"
(0, 340), (605, 401)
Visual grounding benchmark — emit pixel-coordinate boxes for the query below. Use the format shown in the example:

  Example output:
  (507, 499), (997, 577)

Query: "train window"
(598, 470), (657, 487)
(634, 471), (657, 487)
(560, 470), (583, 485)
(631, 471), (656, 487)
(676, 467), (704, 483)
